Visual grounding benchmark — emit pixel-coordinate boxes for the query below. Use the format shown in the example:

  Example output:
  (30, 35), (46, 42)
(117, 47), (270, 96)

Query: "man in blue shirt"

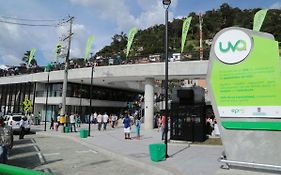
(123, 114), (131, 139)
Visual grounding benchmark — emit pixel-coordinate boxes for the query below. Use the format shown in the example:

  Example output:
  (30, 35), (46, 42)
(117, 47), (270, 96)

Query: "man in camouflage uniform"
(0, 116), (13, 163)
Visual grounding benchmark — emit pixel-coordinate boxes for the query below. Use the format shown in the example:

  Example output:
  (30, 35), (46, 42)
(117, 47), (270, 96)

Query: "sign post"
(207, 27), (281, 171)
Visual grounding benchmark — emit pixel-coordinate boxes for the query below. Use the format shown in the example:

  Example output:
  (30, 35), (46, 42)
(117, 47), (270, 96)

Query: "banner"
(83, 35), (94, 61)
(181, 17), (192, 53)
(28, 48), (36, 66)
(126, 27), (138, 58)
(253, 9), (268, 31)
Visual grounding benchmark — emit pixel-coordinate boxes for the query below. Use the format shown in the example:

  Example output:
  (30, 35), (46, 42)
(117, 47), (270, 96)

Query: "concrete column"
(144, 78), (154, 130)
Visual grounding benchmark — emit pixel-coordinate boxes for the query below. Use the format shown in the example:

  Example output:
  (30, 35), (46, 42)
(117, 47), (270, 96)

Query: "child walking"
(135, 117), (141, 140)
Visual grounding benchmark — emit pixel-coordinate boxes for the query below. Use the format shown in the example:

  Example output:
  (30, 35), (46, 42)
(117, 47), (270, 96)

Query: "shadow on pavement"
(7, 136), (61, 173)
(9, 145), (37, 155)
(8, 154), (42, 169)
(13, 138), (33, 145)
(169, 146), (190, 158)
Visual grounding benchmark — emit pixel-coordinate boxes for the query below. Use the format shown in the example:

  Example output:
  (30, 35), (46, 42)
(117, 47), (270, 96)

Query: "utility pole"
(60, 16), (74, 125)
(199, 13), (203, 60)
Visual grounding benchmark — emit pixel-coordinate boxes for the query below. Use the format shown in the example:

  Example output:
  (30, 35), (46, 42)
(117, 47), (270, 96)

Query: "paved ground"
(7, 123), (225, 175)
(8, 133), (151, 175)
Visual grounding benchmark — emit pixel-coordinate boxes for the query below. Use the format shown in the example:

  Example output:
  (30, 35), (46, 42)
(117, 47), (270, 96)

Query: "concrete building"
(0, 61), (208, 129)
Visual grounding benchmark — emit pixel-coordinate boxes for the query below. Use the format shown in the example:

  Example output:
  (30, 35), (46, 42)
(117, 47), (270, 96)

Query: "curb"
(37, 131), (182, 175)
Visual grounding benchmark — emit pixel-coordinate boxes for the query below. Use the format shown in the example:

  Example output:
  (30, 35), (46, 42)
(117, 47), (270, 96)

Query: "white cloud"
(70, 0), (135, 31)
(0, 18), (29, 65)
(270, 2), (281, 9)
(135, 1), (176, 30)
(70, 0), (176, 32)
(0, 17), (60, 66)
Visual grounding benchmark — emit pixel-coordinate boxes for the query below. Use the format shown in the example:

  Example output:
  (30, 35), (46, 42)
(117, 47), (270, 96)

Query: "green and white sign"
(209, 27), (281, 118)
(214, 29), (252, 64)
(207, 27), (281, 168)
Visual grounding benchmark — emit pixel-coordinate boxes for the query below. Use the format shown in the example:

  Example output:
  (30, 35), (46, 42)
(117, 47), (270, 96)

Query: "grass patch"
(193, 137), (222, 145)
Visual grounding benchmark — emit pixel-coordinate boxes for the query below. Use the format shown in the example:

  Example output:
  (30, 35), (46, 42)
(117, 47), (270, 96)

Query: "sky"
(0, 0), (280, 66)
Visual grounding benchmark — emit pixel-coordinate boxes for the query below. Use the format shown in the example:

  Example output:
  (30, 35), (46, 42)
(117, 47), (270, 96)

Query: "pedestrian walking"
(123, 113), (131, 139)
(90, 113), (94, 124)
(111, 114), (117, 128)
(93, 112), (97, 124)
(103, 112), (109, 130)
(75, 114), (81, 128)
(19, 117), (28, 139)
(97, 113), (103, 131)
(135, 116), (141, 140)
(69, 113), (76, 132)
(49, 117), (54, 130)
(160, 115), (166, 140)
(56, 115), (60, 130)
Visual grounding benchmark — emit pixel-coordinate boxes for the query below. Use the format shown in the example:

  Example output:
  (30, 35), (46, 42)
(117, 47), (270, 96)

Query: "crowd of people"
(0, 54), (165, 78)
(47, 111), (143, 140)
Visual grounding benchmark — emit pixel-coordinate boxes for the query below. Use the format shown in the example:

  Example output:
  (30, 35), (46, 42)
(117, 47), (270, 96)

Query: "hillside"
(95, 3), (281, 61)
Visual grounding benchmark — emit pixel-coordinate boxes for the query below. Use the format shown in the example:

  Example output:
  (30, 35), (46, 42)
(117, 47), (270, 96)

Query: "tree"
(94, 3), (281, 60)
(22, 50), (37, 67)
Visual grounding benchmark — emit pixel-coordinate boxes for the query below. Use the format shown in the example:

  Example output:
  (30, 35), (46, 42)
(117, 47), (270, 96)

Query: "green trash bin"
(65, 126), (70, 133)
(80, 129), (88, 138)
(149, 143), (166, 162)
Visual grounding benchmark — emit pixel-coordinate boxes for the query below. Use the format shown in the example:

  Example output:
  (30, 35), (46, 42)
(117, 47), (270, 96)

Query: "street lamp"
(163, 0), (171, 159)
(44, 72), (50, 131)
(88, 64), (94, 136)
(79, 80), (83, 115)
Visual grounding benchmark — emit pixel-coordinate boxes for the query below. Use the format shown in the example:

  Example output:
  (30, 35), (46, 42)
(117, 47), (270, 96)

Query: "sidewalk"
(34, 123), (223, 175)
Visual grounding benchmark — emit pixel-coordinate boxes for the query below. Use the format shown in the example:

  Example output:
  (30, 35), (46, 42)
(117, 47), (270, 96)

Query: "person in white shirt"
(69, 113), (76, 132)
(90, 113), (93, 124)
(111, 114), (117, 128)
(97, 113), (103, 131)
(103, 113), (109, 130)
(93, 112), (97, 124)
(19, 117), (28, 139)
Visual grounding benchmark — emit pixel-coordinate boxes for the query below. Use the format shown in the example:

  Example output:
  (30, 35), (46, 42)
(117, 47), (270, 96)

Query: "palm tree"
(22, 50), (37, 67)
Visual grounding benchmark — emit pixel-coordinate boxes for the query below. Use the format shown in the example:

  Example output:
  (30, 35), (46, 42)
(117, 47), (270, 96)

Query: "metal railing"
(0, 164), (51, 175)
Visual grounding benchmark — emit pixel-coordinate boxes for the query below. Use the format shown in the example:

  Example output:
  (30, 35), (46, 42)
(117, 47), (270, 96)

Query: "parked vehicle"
(4, 114), (31, 133)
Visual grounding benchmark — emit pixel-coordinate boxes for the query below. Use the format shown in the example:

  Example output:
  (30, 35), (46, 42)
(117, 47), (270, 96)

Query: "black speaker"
(172, 87), (205, 105)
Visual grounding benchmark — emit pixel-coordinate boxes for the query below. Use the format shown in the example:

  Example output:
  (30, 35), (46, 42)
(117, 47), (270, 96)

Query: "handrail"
(0, 164), (51, 175)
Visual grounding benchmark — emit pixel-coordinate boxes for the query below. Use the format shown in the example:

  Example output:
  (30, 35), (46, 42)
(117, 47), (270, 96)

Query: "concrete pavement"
(8, 133), (152, 175)
(32, 123), (224, 175)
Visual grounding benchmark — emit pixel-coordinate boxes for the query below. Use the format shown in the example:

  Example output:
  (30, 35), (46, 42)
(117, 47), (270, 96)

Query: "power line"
(0, 15), (60, 22)
(0, 19), (57, 27)
(0, 19), (69, 27)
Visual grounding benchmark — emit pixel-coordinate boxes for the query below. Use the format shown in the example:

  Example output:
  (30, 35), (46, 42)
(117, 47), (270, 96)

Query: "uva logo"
(214, 29), (252, 64)
(219, 40), (247, 53)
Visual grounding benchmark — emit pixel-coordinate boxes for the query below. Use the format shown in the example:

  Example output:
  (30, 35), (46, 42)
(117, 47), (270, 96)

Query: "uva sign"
(214, 29), (252, 64)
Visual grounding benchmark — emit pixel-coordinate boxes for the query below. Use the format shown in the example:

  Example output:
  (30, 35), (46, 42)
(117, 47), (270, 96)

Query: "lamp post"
(44, 72), (50, 131)
(163, 0), (171, 159)
(79, 80), (83, 115)
(88, 65), (94, 136)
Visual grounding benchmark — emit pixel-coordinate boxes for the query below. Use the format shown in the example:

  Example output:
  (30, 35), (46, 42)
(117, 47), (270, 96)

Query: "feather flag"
(181, 17), (192, 53)
(253, 9), (268, 31)
(126, 27), (138, 58)
(28, 48), (36, 66)
(83, 35), (94, 61)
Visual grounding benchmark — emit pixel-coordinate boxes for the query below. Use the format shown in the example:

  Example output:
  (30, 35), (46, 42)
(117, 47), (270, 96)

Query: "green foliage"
(22, 50), (37, 66)
(95, 3), (281, 60)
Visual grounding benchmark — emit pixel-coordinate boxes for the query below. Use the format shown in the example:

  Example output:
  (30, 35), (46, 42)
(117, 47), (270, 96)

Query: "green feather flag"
(83, 35), (94, 61)
(126, 27), (138, 58)
(28, 48), (36, 66)
(253, 9), (268, 31)
(181, 17), (192, 53)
